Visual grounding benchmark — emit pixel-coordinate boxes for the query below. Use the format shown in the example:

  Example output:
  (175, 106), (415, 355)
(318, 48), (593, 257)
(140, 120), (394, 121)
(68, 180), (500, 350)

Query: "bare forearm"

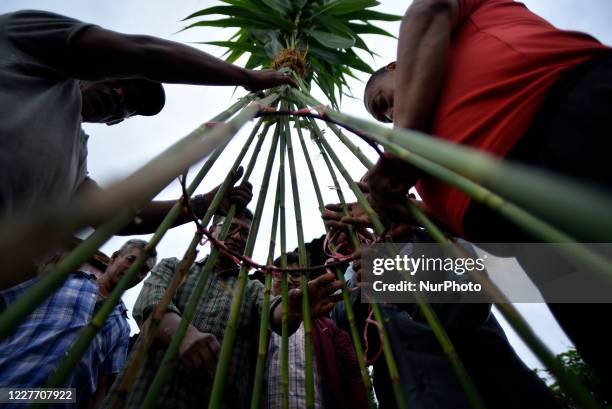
(118, 35), (250, 86)
(272, 303), (301, 335)
(115, 199), (195, 236)
(71, 28), (251, 86)
(393, 1), (455, 130)
(157, 311), (199, 345)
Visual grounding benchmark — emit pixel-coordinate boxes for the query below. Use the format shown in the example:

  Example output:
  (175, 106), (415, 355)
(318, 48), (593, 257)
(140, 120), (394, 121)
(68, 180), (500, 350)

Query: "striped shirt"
(0, 271), (129, 406)
(113, 257), (269, 409)
(265, 323), (323, 409)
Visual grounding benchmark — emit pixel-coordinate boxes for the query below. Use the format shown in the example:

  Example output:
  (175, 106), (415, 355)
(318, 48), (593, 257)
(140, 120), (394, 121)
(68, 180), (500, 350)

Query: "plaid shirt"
(0, 271), (129, 405)
(265, 323), (323, 409)
(112, 257), (269, 409)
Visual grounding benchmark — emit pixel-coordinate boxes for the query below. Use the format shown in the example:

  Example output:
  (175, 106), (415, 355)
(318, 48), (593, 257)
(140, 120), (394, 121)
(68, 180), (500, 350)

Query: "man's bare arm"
(75, 166), (252, 235)
(152, 311), (220, 377)
(393, 0), (459, 130)
(271, 272), (342, 335)
(62, 26), (294, 89)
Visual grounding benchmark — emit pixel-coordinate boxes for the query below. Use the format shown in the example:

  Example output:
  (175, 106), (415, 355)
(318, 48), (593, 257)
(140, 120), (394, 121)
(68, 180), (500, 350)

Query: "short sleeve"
(101, 316), (130, 374)
(133, 258), (182, 327)
(5, 10), (95, 75)
(456, 0), (486, 23)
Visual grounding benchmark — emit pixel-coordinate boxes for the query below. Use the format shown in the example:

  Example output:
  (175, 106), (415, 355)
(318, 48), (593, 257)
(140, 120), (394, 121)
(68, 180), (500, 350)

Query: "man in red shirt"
(332, 0), (612, 396)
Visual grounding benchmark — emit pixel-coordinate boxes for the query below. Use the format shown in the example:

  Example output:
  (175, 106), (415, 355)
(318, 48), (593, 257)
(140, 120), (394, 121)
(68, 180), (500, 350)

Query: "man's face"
(364, 68), (396, 123)
(80, 80), (137, 124)
(105, 246), (151, 290)
(210, 215), (251, 256)
(272, 262), (303, 296)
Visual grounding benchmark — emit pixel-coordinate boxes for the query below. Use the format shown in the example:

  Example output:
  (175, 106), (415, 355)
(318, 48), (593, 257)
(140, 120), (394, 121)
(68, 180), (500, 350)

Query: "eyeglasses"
(105, 87), (137, 125)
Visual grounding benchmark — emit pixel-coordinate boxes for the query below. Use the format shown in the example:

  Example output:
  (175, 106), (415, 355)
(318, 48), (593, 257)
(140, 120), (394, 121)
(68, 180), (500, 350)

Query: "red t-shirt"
(414, 0), (610, 235)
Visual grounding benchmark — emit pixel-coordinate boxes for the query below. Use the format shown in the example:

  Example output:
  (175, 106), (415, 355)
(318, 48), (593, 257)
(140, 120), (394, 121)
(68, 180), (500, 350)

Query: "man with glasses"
(264, 251), (368, 409)
(107, 210), (343, 409)
(0, 9), (294, 229)
(0, 239), (157, 408)
(0, 9), (298, 288)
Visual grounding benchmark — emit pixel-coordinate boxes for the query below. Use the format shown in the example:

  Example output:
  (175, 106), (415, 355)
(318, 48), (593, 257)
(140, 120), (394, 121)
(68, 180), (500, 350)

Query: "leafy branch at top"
(182, 0), (401, 109)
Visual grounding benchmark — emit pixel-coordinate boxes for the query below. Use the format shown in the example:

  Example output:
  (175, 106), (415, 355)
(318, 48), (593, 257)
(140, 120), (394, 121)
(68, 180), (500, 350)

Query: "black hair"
(273, 251), (300, 268)
(116, 239), (157, 270)
(212, 207), (254, 226)
(363, 63), (395, 114)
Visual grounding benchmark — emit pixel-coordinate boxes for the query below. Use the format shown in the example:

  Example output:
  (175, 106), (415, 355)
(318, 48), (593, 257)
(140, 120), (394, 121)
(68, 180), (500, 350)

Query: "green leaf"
(264, 37), (283, 59)
(260, 0), (292, 16)
(348, 22), (396, 38)
(353, 36), (378, 58)
(245, 53), (268, 69)
(341, 49), (374, 74)
(182, 18), (270, 30)
(307, 29), (355, 49)
(291, 0), (308, 12)
(313, 14), (357, 39)
(343, 9), (402, 21)
(309, 45), (343, 65)
(317, 0), (380, 16)
(183, 5), (240, 20)
(205, 40), (267, 57)
(203, 0), (294, 29)
(225, 48), (246, 64)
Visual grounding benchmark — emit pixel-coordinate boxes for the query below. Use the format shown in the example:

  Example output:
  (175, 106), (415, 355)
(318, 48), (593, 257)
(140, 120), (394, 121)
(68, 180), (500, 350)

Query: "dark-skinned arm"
(144, 311), (220, 378)
(75, 167), (252, 236)
(393, 0), (459, 130)
(64, 26), (295, 89)
(365, 0), (462, 225)
(271, 272), (343, 335)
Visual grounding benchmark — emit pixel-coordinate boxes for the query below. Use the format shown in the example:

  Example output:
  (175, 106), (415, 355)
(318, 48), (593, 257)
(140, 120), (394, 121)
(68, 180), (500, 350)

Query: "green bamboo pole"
(139, 108), (280, 409)
(250, 173), (283, 409)
(278, 128), (290, 409)
(45, 114), (274, 394)
(315, 113), (602, 409)
(291, 88), (612, 243)
(297, 98), (612, 284)
(372, 128), (612, 282)
(106, 121), (269, 409)
(305, 122), (408, 409)
(0, 94), (258, 341)
(298, 76), (604, 408)
(407, 205), (603, 409)
(207, 119), (282, 409)
(313, 117), (492, 409)
(295, 122), (376, 408)
(138, 211), (233, 409)
(282, 109), (315, 408)
(293, 84), (609, 409)
(0, 95), (254, 294)
(290, 76), (373, 170)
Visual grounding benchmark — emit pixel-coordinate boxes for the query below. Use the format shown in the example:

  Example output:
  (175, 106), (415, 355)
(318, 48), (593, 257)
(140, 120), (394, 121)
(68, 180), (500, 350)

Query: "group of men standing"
(2, 0), (612, 408)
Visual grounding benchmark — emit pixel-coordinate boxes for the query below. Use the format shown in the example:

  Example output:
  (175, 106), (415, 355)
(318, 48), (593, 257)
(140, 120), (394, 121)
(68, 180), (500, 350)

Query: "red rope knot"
(363, 306), (384, 365)
(204, 121), (220, 129)
(254, 102), (277, 114)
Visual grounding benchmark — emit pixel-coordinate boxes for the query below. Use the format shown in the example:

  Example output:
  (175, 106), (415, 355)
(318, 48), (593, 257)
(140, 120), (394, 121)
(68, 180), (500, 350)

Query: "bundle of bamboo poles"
(0, 83), (611, 409)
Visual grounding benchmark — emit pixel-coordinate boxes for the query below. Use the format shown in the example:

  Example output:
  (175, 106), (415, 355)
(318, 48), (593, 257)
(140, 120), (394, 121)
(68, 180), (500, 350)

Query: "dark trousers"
(373, 306), (560, 409)
(464, 54), (612, 398)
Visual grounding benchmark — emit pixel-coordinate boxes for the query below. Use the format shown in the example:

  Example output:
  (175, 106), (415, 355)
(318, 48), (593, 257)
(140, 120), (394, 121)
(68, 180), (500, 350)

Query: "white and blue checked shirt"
(264, 323), (323, 409)
(0, 271), (130, 402)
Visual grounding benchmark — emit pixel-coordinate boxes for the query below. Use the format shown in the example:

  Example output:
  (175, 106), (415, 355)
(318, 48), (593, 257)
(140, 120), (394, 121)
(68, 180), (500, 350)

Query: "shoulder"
(2, 10), (95, 70)
(153, 257), (180, 272)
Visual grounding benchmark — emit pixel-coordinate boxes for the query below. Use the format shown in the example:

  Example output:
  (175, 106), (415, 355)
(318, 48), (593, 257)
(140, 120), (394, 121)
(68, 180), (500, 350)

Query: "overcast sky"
(3, 0), (611, 373)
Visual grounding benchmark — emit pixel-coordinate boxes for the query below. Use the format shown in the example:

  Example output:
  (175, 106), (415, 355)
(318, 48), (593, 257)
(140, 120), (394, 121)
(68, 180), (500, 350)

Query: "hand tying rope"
(177, 172), (359, 276)
(323, 224), (386, 365)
